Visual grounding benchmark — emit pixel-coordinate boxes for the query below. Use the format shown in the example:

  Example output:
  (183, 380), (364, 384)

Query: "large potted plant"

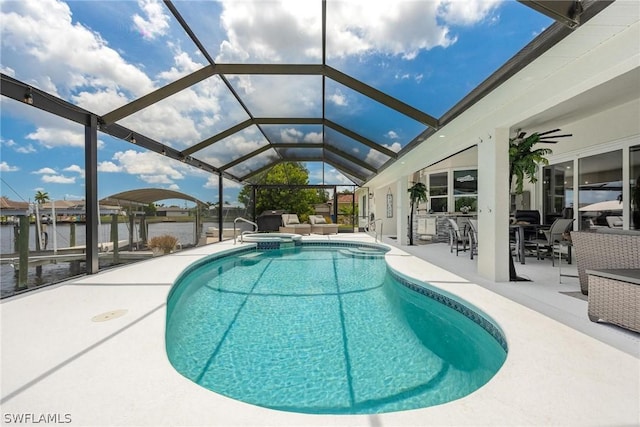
(508, 128), (570, 280)
(407, 182), (428, 245)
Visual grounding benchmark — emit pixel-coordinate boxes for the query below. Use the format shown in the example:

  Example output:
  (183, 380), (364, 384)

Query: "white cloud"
(318, 167), (357, 186)
(113, 150), (185, 181)
(26, 126), (105, 150)
(139, 174), (174, 185)
(386, 131), (399, 139)
(15, 144), (37, 154)
(0, 65), (15, 76)
(132, 0), (170, 40)
(217, 0), (320, 62)
(280, 128), (303, 143)
(365, 142), (401, 167)
(304, 132), (323, 143)
(63, 164), (85, 178)
(0, 161), (19, 172)
(204, 175), (243, 190)
(1, 0), (155, 107)
(216, 0), (499, 63)
(97, 161), (122, 173)
(328, 89), (347, 107)
(32, 167), (57, 174)
(42, 174), (75, 184)
(437, 0), (501, 26)
(0, 138), (36, 154)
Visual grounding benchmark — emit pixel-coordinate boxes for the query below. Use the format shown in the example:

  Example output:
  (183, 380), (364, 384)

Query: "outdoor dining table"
(510, 223), (547, 264)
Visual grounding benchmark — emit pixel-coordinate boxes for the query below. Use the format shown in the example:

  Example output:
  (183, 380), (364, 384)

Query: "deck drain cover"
(92, 309), (128, 322)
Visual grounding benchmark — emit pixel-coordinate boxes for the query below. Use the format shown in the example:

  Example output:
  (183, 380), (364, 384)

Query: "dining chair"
(468, 219), (478, 260)
(529, 218), (575, 265)
(447, 218), (469, 256)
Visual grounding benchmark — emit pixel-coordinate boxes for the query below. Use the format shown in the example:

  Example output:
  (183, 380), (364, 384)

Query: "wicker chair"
(571, 230), (640, 295)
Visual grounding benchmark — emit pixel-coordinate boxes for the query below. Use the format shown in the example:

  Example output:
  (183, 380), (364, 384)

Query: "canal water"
(0, 221), (242, 298)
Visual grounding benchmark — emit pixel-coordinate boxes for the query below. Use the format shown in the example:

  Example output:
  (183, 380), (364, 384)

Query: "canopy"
(100, 189), (206, 208)
(578, 200), (623, 212)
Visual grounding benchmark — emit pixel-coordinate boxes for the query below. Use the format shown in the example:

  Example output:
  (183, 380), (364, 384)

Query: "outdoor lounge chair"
(309, 215), (338, 235)
(279, 214), (311, 235)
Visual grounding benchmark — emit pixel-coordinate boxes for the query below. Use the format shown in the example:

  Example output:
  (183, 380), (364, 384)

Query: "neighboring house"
(336, 193), (355, 212)
(0, 197), (30, 223)
(156, 207), (190, 218)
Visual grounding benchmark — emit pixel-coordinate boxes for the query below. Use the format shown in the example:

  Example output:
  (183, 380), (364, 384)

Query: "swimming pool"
(166, 241), (507, 414)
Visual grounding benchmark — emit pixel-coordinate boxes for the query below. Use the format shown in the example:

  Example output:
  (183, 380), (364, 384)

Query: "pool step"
(339, 248), (386, 259)
(238, 252), (264, 265)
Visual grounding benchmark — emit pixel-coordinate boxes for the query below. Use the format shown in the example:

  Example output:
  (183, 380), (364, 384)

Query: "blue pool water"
(166, 243), (507, 414)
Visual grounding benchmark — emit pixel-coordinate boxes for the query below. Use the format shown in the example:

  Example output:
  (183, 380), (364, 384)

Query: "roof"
(0, 197), (30, 210)
(100, 188), (206, 207)
(0, 0), (609, 190)
(337, 194), (354, 204)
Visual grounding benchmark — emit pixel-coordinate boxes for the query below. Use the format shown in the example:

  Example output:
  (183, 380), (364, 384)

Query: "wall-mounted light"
(368, 193), (373, 200)
(23, 88), (33, 105)
(161, 147), (167, 156)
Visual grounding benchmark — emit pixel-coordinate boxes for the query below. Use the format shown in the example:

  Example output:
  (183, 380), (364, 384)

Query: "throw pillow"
(288, 216), (300, 224)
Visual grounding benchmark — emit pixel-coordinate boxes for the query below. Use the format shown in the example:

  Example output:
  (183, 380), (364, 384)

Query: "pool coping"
(1, 234), (638, 426)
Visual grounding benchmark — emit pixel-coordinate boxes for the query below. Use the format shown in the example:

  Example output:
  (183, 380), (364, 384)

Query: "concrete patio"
(1, 233), (638, 426)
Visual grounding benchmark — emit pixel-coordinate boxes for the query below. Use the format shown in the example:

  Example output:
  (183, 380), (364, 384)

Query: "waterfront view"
(0, 221), (238, 298)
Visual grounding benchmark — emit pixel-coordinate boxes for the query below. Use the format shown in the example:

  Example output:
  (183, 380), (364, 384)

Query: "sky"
(0, 0), (551, 208)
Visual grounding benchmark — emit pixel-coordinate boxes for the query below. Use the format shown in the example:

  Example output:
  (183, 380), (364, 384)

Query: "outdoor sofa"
(571, 229), (640, 333)
(309, 215), (338, 235)
(571, 229), (640, 295)
(279, 214), (311, 235)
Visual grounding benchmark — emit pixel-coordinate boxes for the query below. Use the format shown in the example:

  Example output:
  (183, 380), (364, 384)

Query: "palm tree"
(508, 128), (570, 280)
(407, 182), (428, 245)
(34, 190), (49, 205)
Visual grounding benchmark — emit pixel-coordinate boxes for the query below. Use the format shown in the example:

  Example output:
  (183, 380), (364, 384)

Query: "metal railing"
(233, 217), (258, 244)
(366, 219), (383, 242)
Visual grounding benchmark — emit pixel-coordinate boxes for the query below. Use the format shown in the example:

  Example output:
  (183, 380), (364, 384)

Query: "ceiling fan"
(514, 128), (573, 144)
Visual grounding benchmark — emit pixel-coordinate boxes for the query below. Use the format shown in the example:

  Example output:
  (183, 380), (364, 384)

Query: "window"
(542, 160), (574, 224)
(630, 145), (640, 230)
(453, 169), (477, 212)
(578, 150), (622, 230)
(428, 172), (448, 213)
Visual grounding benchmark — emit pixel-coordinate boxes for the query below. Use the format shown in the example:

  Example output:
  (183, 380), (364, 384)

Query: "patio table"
(510, 224), (546, 264)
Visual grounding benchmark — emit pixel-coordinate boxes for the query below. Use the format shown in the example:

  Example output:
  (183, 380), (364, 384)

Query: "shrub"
(148, 235), (178, 254)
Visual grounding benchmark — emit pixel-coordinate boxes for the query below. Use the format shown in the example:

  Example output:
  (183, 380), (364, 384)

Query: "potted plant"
(407, 181), (428, 245)
(508, 128), (570, 280)
(148, 234), (179, 255)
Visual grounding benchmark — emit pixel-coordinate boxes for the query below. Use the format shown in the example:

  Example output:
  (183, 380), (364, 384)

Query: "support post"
(396, 177), (409, 245)
(218, 172), (223, 241)
(140, 215), (147, 247)
(18, 215), (29, 288)
(128, 213), (135, 249)
(478, 128), (510, 281)
(111, 214), (119, 263)
(85, 115), (99, 273)
(70, 222), (76, 247)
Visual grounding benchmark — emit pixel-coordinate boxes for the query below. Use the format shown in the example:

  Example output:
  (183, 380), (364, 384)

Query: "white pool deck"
(1, 233), (638, 426)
